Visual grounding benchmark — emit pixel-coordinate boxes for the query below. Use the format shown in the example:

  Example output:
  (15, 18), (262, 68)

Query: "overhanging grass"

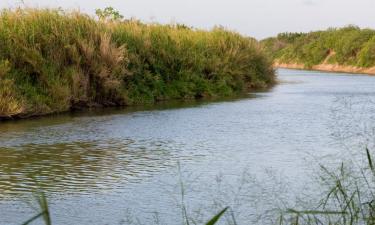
(0, 8), (275, 119)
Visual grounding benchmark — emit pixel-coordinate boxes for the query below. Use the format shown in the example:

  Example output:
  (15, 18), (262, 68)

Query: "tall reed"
(0, 8), (275, 119)
(262, 26), (375, 68)
(279, 148), (375, 225)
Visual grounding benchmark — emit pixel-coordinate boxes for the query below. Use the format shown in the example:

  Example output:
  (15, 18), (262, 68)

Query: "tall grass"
(22, 191), (228, 225)
(22, 192), (51, 225)
(278, 147), (375, 225)
(0, 8), (275, 119)
(262, 26), (375, 68)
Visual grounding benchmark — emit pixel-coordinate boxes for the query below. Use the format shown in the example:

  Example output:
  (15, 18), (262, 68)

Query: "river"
(1, 69), (375, 224)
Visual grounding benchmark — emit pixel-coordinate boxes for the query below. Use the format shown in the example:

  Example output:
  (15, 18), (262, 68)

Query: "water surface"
(1, 69), (375, 224)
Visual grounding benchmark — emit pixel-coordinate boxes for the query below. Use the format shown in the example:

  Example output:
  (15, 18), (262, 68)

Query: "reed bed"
(0, 8), (275, 119)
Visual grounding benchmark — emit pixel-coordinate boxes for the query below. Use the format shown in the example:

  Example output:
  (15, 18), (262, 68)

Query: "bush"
(0, 8), (275, 119)
(262, 26), (375, 68)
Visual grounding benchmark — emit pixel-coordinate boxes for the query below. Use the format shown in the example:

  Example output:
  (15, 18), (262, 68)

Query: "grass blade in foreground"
(22, 192), (51, 225)
(205, 207), (229, 225)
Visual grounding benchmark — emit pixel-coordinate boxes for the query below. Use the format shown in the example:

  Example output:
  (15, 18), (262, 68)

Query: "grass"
(20, 163), (230, 225)
(277, 147), (375, 225)
(262, 26), (375, 69)
(22, 192), (51, 225)
(23, 191), (228, 225)
(16, 146), (375, 225)
(19, 147), (375, 225)
(0, 8), (275, 119)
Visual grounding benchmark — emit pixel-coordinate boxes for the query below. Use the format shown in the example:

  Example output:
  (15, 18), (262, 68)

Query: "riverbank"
(0, 8), (275, 120)
(263, 26), (375, 76)
(2, 69), (374, 224)
(274, 62), (375, 75)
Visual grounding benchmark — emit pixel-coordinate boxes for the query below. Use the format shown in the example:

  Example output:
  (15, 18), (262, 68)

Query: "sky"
(1, 0), (374, 39)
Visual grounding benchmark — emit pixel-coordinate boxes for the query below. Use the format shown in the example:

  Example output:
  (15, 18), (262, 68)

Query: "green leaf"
(205, 207), (229, 225)
(286, 209), (347, 215)
(22, 212), (45, 225)
(366, 147), (374, 173)
(22, 192), (51, 225)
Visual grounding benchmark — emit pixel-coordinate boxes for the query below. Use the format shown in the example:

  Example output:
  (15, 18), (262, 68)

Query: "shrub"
(262, 26), (375, 68)
(0, 8), (275, 119)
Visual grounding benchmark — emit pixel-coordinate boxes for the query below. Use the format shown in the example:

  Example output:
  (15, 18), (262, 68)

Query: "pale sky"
(1, 0), (374, 39)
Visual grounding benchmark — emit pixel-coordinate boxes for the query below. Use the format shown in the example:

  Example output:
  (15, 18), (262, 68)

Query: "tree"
(95, 7), (124, 22)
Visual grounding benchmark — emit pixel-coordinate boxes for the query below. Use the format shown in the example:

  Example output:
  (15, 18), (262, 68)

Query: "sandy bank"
(274, 62), (375, 75)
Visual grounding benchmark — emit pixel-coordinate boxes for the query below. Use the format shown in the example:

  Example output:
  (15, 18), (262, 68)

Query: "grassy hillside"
(0, 8), (275, 119)
(262, 26), (375, 69)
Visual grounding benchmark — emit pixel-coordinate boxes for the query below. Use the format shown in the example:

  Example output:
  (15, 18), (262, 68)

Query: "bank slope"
(262, 26), (375, 74)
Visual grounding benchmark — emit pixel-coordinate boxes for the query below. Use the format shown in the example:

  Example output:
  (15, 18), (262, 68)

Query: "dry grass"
(0, 8), (274, 119)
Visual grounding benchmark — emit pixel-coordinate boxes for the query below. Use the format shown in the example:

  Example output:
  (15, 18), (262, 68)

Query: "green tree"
(95, 7), (124, 22)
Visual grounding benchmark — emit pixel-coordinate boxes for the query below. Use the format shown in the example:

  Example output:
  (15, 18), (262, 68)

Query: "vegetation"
(95, 7), (124, 22)
(19, 147), (375, 225)
(23, 192), (51, 225)
(0, 8), (275, 119)
(278, 148), (375, 225)
(24, 191), (228, 225)
(262, 26), (375, 68)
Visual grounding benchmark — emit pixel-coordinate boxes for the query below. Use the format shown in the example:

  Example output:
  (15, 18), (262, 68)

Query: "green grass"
(0, 8), (275, 119)
(262, 26), (375, 69)
(278, 147), (375, 225)
(21, 147), (375, 225)
(22, 192), (51, 225)
(23, 191), (228, 225)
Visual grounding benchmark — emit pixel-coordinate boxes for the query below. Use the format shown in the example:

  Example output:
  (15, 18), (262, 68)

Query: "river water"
(1, 69), (375, 225)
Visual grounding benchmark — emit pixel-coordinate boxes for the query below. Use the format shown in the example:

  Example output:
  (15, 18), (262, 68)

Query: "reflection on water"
(0, 138), (207, 196)
(2, 69), (375, 224)
(0, 98), (252, 200)
(0, 95), (258, 196)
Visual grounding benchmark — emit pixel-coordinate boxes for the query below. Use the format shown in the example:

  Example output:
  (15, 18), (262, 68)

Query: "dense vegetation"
(0, 8), (275, 119)
(262, 26), (375, 68)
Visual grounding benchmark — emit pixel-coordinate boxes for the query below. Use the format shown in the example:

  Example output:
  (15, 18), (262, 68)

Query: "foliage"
(95, 7), (124, 22)
(279, 148), (375, 225)
(205, 207), (229, 225)
(0, 8), (275, 119)
(0, 60), (24, 117)
(22, 191), (228, 225)
(262, 26), (375, 68)
(22, 192), (51, 225)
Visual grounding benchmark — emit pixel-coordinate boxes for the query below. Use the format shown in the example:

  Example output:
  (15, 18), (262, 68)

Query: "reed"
(0, 8), (275, 119)
(22, 192), (51, 225)
(22, 191), (228, 225)
(262, 26), (375, 68)
(279, 147), (375, 225)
